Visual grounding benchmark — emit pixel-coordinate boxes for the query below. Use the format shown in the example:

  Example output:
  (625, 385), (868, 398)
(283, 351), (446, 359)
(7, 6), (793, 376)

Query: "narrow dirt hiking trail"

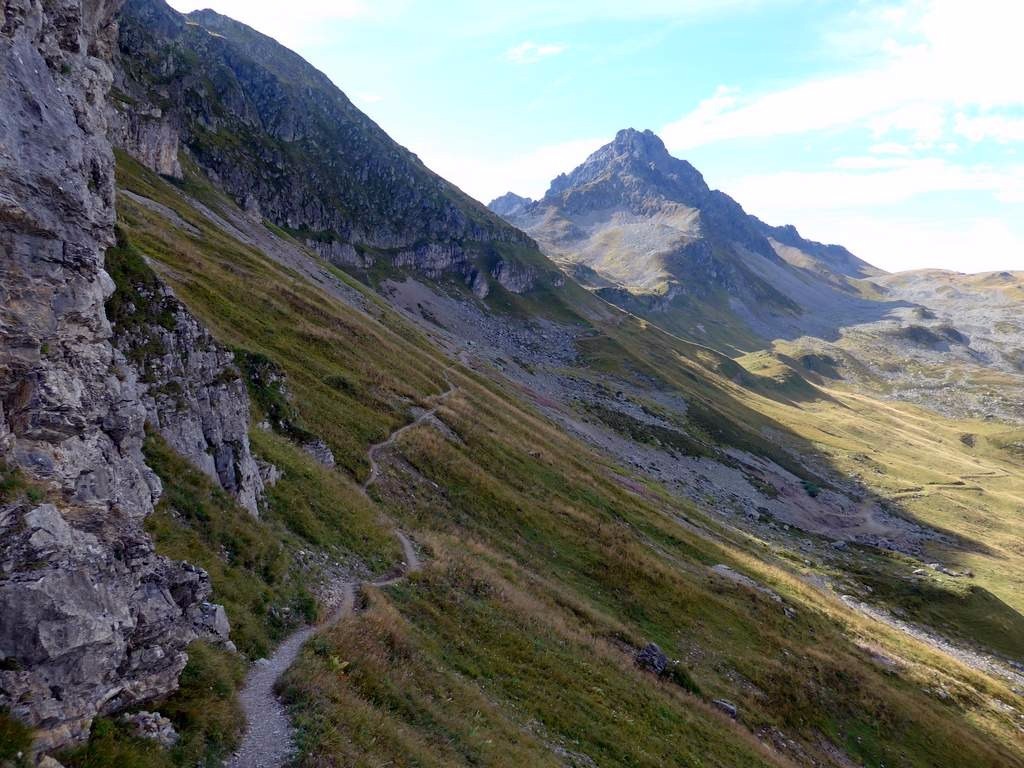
(224, 366), (450, 767)
(224, 529), (423, 768)
(371, 530), (422, 587)
(364, 367), (457, 490)
(224, 583), (355, 768)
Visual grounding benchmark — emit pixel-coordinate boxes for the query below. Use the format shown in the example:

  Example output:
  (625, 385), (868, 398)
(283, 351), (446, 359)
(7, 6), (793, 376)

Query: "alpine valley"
(2, 1), (1023, 767)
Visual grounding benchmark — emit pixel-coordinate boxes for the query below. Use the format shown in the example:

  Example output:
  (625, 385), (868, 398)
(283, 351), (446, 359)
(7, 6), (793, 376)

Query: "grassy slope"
(107, 154), (1024, 767)
(736, 371), (1024, 659)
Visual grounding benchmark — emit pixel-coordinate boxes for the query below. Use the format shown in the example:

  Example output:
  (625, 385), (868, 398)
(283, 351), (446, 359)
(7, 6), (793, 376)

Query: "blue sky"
(167, 0), (1024, 274)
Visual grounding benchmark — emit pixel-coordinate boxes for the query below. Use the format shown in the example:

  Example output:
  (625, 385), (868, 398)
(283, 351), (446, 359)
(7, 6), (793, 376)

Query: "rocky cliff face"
(109, 0), (546, 298)
(1, 0), (154, 515)
(0, 501), (229, 752)
(0, 0), (230, 752)
(105, 237), (265, 515)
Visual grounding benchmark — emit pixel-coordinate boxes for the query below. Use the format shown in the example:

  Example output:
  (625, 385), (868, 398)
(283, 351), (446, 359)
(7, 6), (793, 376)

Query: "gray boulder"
(121, 710), (179, 748)
(713, 699), (739, 719)
(635, 643), (668, 675)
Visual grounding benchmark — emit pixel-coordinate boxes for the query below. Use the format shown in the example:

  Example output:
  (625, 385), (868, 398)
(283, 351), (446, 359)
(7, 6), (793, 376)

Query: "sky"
(166, 0), (1024, 274)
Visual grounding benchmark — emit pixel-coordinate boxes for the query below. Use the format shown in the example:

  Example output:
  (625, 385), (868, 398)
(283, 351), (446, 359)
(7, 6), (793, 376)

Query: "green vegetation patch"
(284, 558), (779, 768)
(143, 431), (314, 657)
(0, 708), (32, 766)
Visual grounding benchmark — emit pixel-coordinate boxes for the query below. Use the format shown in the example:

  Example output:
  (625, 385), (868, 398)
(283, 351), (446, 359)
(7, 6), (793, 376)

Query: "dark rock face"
(110, 0), (543, 296)
(108, 101), (182, 178)
(0, 503), (229, 751)
(635, 642), (669, 675)
(0, 0), (155, 514)
(0, 0), (230, 751)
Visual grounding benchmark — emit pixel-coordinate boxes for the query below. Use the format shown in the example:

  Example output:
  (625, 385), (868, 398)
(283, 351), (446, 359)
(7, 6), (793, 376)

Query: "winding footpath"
(224, 370), (454, 767)
(363, 368), (457, 490)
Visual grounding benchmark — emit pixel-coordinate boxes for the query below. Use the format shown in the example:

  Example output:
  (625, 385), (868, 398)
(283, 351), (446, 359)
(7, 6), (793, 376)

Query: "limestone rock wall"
(0, 0), (230, 752)
(109, 272), (265, 515)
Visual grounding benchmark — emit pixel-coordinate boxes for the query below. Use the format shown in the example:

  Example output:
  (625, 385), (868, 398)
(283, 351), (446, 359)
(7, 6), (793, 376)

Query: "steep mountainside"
(111, 0), (554, 299)
(105, 137), (1024, 768)
(492, 129), (890, 352)
(760, 268), (1024, 424)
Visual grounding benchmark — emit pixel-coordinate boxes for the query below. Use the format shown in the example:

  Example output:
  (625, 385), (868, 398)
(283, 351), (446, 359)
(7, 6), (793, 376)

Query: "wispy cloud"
(452, 0), (781, 38)
(801, 212), (1024, 273)
(719, 158), (1024, 272)
(660, 0), (1024, 272)
(724, 159), (1024, 211)
(956, 112), (1024, 144)
(662, 1), (1024, 151)
(505, 41), (567, 64)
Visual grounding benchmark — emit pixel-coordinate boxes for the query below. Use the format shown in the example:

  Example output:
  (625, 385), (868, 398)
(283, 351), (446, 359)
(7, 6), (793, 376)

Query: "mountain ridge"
(3, 3), (1024, 766)
(113, 0), (554, 298)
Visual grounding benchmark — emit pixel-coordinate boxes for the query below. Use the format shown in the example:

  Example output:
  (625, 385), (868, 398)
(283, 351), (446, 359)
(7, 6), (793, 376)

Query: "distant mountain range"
(490, 128), (889, 352)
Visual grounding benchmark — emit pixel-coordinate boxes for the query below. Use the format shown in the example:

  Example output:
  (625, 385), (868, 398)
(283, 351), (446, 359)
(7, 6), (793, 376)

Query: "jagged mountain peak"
(543, 128), (710, 213)
(488, 191), (533, 218)
(491, 127), (884, 350)
(608, 127), (670, 159)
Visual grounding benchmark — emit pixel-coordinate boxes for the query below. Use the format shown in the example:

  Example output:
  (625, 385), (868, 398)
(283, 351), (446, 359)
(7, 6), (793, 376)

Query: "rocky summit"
(2, 2), (1023, 768)
(491, 128), (888, 352)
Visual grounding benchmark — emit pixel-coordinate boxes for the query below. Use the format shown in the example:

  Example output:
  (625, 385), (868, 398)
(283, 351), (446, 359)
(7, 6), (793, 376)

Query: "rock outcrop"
(120, 710), (179, 747)
(106, 239), (264, 515)
(1, 0), (156, 518)
(0, 0), (230, 752)
(107, 100), (182, 178)
(635, 642), (668, 675)
(0, 502), (228, 752)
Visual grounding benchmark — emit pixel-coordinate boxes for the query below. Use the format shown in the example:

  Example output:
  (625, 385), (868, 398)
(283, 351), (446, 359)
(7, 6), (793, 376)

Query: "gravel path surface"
(224, 583), (355, 768)
(371, 531), (421, 587)
(223, 367), (450, 767)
